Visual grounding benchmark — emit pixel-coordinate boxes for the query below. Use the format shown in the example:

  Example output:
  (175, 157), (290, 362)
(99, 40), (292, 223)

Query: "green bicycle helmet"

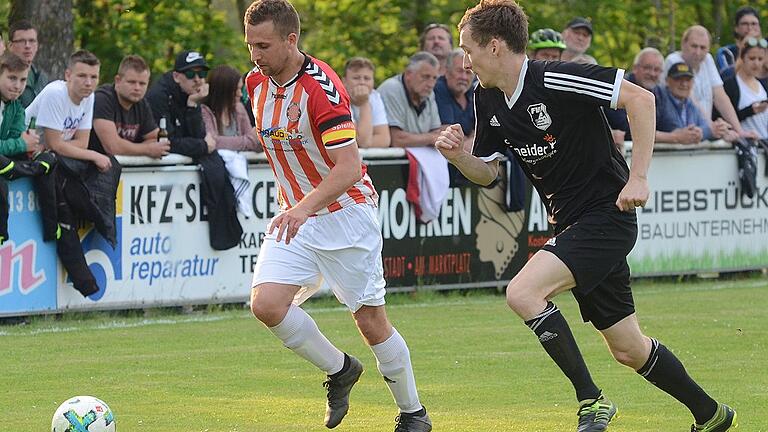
(529, 28), (567, 50)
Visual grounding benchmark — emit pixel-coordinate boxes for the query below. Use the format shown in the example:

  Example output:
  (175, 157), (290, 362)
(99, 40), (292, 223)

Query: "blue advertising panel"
(0, 178), (58, 315)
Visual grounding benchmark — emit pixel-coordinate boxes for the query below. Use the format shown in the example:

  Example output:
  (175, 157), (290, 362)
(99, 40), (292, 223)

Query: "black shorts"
(542, 206), (638, 330)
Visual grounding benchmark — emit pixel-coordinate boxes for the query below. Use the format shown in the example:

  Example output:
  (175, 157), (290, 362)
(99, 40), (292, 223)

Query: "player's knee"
(505, 281), (531, 313)
(609, 345), (646, 369)
(250, 296), (283, 326)
(354, 312), (391, 344)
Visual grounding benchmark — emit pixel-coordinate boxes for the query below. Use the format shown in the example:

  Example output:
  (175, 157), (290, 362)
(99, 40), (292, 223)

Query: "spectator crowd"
(2, 6), (768, 294)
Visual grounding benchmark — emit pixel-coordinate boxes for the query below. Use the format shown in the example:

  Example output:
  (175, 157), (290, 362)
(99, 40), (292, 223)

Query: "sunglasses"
(182, 69), (208, 79)
(744, 37), (768, 48)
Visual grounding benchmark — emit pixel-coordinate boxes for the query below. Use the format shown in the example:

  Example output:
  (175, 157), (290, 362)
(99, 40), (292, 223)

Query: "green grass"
(2, 277), (767, 431)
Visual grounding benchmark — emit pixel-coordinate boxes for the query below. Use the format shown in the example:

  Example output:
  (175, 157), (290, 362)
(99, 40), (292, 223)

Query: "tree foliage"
(5, 0), (768, 86)
(73, 0), (244, 81)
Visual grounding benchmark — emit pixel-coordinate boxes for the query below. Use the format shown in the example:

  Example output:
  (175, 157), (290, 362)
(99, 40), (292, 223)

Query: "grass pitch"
(2, 276), (767, 431)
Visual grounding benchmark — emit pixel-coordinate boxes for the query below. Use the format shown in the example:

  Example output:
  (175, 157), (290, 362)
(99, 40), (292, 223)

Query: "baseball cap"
(566, 17), (593, 35)
(667, 62), (694, 79)
(174, 50), (209, 72)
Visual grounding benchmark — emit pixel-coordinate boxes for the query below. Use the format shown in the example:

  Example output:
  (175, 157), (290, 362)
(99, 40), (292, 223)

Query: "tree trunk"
(9, 0), (74, 81)
(711, 0), (724, 47)
(236, 0), (248, 30)
(667, 0), (676, 53)
(8, 1), (34, 25)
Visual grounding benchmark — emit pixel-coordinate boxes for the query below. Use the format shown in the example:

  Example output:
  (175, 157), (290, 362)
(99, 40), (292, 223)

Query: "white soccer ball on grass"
(51, 395), (115, 432)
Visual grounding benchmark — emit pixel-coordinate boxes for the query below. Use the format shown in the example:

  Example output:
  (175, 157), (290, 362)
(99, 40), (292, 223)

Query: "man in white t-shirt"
(25, 50), (112, 297)
(342, 57), (390, 147)
(663, 25), (754, 141)
(26, 50), (110, 171)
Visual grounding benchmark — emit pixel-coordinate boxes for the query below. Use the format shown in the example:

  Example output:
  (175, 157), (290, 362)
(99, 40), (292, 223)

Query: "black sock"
(525, 302), (601, 402)
(328, 353), (350, 378)
(637, 338), (718, 424)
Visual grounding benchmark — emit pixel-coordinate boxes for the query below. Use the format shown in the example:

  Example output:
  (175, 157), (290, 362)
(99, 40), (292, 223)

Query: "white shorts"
(251, 204), (386, 312)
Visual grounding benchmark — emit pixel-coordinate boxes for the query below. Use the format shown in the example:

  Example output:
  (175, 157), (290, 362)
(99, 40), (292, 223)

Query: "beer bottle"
(26, 116), (38, 158)
(158, 117), (169, 143)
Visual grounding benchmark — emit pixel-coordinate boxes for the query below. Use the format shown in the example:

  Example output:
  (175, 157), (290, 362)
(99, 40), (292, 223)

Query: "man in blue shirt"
(434, 48), (475, 150)
(654, 62), (716, 144)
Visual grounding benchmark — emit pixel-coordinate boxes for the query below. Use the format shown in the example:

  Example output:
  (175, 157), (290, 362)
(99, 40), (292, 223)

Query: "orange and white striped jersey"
(246, 55), (378, 215)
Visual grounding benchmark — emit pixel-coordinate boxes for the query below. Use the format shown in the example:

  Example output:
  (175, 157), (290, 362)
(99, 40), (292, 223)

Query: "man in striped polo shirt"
(243, 1), (431, 431)
(436, 1), (736, 431)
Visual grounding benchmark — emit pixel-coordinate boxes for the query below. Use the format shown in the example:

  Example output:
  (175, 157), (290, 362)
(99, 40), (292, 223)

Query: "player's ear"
(490, 38), (499, 56)
(287, 32), (298, 46)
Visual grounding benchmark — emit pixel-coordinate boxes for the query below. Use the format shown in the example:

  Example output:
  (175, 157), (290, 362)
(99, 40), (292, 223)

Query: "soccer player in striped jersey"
(436, 1), (736, 431)
(243, 1), (431, 431)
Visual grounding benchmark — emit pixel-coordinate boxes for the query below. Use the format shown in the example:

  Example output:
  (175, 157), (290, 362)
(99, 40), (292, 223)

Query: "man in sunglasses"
(147, 50), (244, 252)
(147, 49), (216, 156)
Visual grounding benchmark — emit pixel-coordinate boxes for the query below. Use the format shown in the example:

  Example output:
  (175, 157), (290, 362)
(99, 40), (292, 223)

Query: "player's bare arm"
(615, 80), (655, 212)
(269, 143), (362, 244)
(436, 123), (498, 186)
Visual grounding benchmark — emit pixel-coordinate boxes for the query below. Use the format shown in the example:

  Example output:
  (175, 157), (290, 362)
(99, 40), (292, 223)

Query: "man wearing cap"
(561, 17), (596, 63)
(146, 49), (215, 156)
(653, 62), (719, 144)
(663, 25), (755, 141)
(146, 50), (243, 250)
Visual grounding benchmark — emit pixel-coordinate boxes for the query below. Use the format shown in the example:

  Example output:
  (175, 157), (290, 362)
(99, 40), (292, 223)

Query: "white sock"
(370, 328), (422, 413)
(269, 305), (344, 374)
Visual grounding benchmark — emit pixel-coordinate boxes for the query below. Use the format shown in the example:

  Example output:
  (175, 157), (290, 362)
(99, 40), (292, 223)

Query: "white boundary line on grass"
(2, 279), (764, 337)
(0, 315), (229, 337)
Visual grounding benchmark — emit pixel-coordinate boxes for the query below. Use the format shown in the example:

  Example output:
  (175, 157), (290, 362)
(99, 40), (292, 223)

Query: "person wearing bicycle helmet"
(528, 28), (566, 61)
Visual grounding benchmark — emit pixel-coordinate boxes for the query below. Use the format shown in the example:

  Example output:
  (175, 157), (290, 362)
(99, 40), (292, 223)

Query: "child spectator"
(0, 52), (54, 246)
(342, 57), (390, 148)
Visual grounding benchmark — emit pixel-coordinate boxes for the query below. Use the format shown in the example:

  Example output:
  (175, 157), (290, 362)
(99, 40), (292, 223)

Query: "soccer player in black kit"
(436, 1), (737, 431)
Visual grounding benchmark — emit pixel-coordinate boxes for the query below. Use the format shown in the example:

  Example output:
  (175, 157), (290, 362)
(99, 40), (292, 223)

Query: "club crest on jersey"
(286, 102), (302, 122)
(527, 103), (552, 130)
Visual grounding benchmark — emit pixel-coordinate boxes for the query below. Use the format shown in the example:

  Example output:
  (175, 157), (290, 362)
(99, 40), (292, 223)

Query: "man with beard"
(147, 50), (216, 157)
(419, 23), (454, 76)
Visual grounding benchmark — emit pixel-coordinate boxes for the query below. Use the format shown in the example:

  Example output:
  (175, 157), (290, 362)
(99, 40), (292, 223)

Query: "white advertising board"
(57, 165), (277, 309)
(629, 150), (768, 275)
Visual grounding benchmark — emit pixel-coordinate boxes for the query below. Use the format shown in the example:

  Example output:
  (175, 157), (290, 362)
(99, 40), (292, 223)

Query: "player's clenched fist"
(435, 124), (465, 160)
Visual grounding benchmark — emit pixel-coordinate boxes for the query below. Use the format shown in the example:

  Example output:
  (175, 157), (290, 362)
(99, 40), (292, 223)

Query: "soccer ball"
(51, 396), (115, 432)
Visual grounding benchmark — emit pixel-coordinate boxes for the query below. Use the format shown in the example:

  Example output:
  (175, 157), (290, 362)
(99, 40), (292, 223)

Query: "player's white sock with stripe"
(269, 304), (345, 374)
(370, 328), (422, 413)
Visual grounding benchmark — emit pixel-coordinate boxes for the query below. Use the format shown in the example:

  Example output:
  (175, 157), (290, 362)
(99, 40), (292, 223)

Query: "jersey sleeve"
(541, 61), (624, 109)
(306, 62), (356, 149)
(93, 88), (115, 122)
(471, 87), (506, 162)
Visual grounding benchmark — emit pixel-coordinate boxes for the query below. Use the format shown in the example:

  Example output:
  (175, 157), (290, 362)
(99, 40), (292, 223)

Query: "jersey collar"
(269, 52), (310, 88)
(503, 57), (529, 109)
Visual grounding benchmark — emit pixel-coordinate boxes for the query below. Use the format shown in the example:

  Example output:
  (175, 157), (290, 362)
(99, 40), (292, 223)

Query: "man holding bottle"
(90, 54), (169, 158)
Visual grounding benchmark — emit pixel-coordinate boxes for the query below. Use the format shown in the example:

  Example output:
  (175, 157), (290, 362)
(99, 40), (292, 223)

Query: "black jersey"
(473, 60), (630, 229)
